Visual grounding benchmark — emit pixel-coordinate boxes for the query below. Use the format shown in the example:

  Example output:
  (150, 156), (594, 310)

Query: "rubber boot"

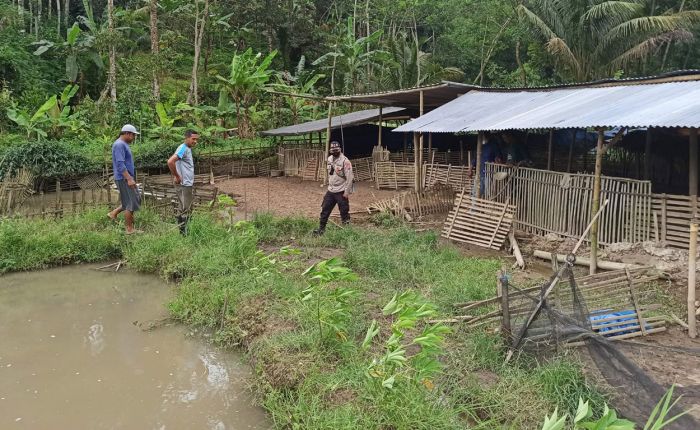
(312, 225), (326, 236)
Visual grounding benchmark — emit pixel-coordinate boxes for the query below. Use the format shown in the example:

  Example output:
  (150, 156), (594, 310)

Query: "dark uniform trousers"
(319, 191), (350, 229)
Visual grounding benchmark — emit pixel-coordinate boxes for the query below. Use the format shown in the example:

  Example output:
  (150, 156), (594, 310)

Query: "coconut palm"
(518, 0), (700, 81)
(381, 31), (464, 90)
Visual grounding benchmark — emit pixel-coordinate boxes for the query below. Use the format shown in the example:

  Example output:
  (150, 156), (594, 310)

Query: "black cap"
(330, 141), (341, 149)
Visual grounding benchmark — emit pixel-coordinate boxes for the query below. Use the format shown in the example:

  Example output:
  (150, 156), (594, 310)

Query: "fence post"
(688, 220), (698, 339)
(499, 269), (511, 343)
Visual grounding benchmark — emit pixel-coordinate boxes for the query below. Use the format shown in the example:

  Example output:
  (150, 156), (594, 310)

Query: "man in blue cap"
(107, 124), (141, 234)
(313, 141), (353, 236)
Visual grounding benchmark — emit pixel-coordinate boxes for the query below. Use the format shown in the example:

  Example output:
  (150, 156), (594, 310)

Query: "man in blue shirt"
(167, 129), (199, 235)
(107, 124), (141, 234)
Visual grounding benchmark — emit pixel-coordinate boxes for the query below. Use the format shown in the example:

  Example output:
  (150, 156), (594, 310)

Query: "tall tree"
(150, 0), (160, 101)
(102, 0), (117, 102)
(518, 0), (700, 81)
(186, 0), (209, 105)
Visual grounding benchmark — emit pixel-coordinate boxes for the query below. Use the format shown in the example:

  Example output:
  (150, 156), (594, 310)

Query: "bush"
(0, 139), (98, 179)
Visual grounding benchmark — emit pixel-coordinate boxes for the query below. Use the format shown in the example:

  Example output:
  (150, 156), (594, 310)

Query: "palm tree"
(381, 31), (464, 90)
(518, 0), (700, 81)
(312, 17), (388, 95)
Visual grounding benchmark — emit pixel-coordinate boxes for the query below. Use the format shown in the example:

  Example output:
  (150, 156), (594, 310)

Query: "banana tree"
(272, 56), (324, 124)
(215, 49), (277, 138)
(32, 22), (103, 84)
(6, 84), (82, 139)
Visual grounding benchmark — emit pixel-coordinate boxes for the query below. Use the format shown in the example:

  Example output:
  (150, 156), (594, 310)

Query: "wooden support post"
(324, 102), (333, 186)
(56, 179), (62, 208)
(547, 129), (554, 171)
(428, 133), (433, 161)
(413, 133), (420, 191)
(644, 128), (653, 180)
(475, 132), (484, 198)
(418, 90), (425, 191)
(402, 133), (408, 161)
(590, 129), (605, 275)
(459, 140), (464, 165)
(690, 128), (698, 218)
(567, 129), (576, 173)
(378, 106), (383, 147)
(689, 221), (698, 338)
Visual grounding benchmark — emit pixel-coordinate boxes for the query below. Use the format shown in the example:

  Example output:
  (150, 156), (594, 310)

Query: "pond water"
(0, 265), (269, 429)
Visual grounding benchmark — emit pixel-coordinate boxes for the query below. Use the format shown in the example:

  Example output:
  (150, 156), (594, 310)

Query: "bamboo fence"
(281, 148), (325, 178)
(352, 157), (374, 182)
(485, 163), (652, 245)
(374, 162), (416, 189)
(423, 163), (474, 191)
(652, 193), (700, 249)
(0, 169), (34, 215)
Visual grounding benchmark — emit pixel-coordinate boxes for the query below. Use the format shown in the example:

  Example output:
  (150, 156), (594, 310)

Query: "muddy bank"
(0, 265), (268, 429)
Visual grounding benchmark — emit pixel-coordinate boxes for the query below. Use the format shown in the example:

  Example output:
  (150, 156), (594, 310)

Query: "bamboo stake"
(590, 129), (605, 274)
(323, 102), (333, 186)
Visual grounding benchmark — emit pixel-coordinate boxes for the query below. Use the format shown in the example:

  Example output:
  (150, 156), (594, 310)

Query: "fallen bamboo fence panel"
(441, 189), (516, 250)
(450, 267), (665, 344)
(367, 185), (455, 219)
(484, 163), (652, 245)
(0, 169), (35, 215)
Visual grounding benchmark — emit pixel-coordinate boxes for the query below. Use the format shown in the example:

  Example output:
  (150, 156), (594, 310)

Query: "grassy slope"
(0, 210), (602, 429)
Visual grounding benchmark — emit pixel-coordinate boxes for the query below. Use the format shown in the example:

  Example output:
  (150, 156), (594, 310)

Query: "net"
(507, 258), (699, 429)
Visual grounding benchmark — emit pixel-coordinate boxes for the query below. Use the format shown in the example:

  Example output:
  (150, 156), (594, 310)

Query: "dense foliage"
(1, 0), (699, 165)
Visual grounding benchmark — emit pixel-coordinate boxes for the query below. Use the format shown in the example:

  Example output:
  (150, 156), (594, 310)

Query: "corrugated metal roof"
(262, 107), (405, 136)
(393, 80), (700, 133)
(326, 71), (700, 108)
(328, 82), (474, 108)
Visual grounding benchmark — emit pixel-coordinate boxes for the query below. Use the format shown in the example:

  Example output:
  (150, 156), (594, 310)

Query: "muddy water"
(0, 265), (269, 429)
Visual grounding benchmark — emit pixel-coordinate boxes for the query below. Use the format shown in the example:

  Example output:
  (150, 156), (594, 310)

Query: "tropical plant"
(381, 30), (464, 89)
(301, 257), (358, 345)
(540, 385), (691, 430)
(6, 84), (82, 139)
(312, 16), (388, 95)
(518, 0), (700, 81)
(363, 291), (450, 390)
(215, 49), (277, 138)
(32, 22), (103, 84)
(272, 56), (324, 124)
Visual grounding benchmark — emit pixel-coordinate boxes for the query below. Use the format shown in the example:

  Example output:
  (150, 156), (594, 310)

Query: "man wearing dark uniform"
(313, 141), (353, 236)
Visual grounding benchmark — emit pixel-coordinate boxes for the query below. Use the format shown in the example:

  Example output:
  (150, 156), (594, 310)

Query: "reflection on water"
(0, 264), (269, 429)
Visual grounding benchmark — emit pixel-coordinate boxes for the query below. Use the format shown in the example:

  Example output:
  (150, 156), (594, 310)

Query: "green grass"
(0, 209), (603, 429)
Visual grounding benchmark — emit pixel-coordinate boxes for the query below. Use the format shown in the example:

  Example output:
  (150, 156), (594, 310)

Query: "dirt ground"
(216, 176), (398, 220)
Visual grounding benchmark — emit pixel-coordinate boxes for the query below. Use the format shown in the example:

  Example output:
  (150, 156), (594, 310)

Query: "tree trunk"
(106, 0), (117, 102)
(149, 0), (160, 101)
(55, 0), (61, 38)
(28, 0), (33, 36)
(37, 0), (42, 37)
(63, 0), (69, 30)
(187, 0), (208, 105)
